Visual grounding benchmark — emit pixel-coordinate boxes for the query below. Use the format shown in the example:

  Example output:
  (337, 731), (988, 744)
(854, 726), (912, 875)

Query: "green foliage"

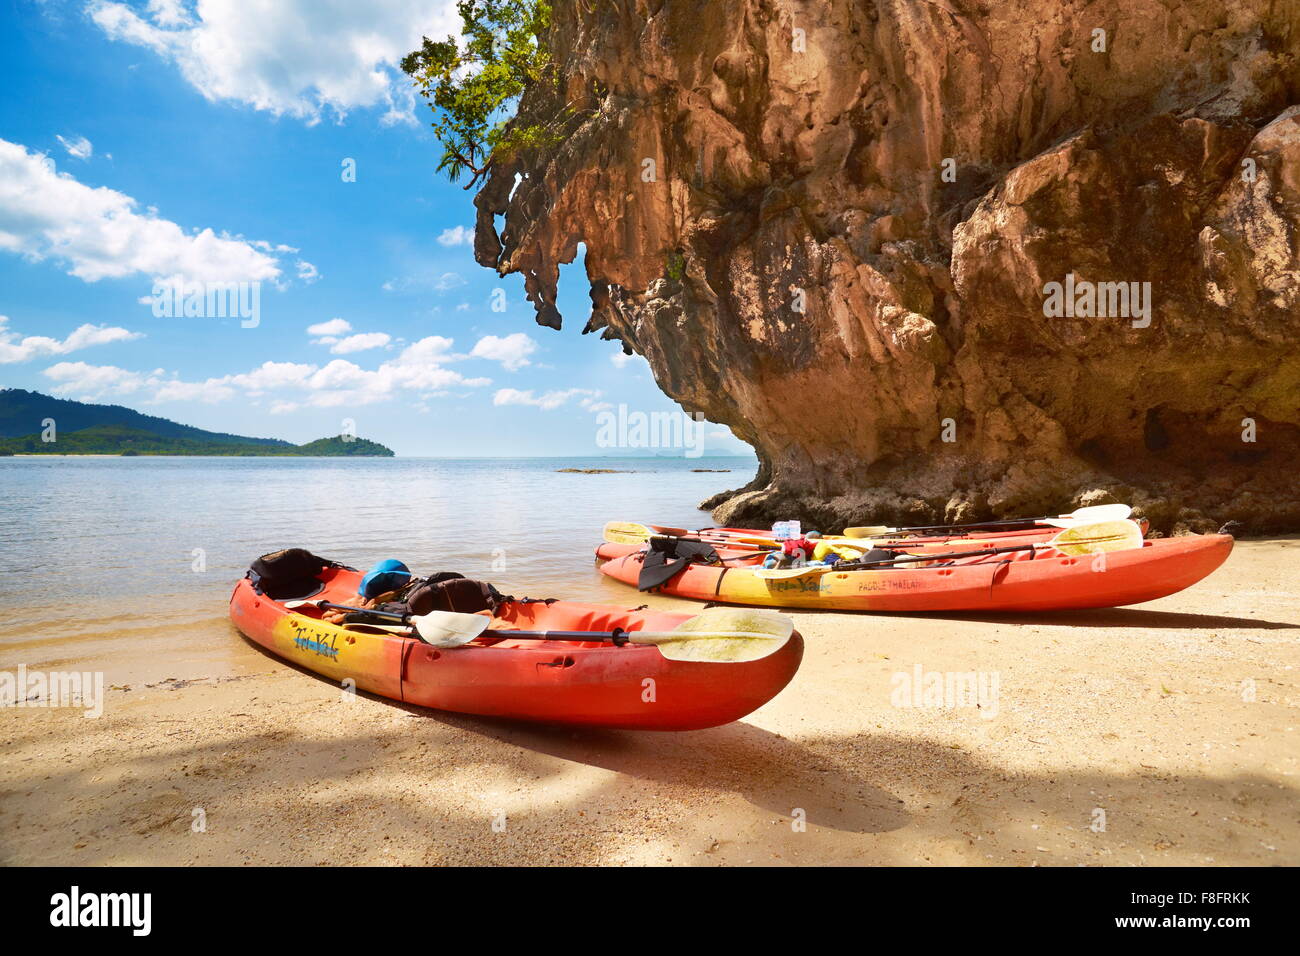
(294, 436), (396, 457)
(0, 425), (395, 457)
(666, 252), (687, 282)
(0, 387), (290, 446)
(0, 390), (396, 457)
(401, 0), (557, 186)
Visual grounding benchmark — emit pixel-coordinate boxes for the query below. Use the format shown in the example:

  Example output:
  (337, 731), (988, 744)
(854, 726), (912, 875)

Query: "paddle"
(285, 600), (491, 645)
(611, 520), (892, 553)
(753, 519), (1144, 580)
(603, 520), (659, 545)
(603, 521), (780, 549)
(842, 503), (1133, 538)
(286, 601), (793, 663)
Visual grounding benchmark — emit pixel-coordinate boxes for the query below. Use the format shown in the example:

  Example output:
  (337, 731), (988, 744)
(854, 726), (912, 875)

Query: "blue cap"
(359, 559), (411, 598)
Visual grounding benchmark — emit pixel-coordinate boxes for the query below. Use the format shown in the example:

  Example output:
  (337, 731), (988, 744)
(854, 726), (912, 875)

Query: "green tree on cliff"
(401, 0), (556, 187)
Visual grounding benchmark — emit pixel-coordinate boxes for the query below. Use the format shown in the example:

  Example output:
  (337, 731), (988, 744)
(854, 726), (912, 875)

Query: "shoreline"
(2, 538), (1295, 866)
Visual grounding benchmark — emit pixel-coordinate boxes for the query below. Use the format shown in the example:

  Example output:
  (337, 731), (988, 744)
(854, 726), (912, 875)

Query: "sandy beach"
(2, 537), (1296, 867)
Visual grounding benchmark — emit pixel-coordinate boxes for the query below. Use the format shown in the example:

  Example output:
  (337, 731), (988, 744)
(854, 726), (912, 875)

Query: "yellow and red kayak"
(230, 564), (803, 730)
(596, 534), (1233, 613)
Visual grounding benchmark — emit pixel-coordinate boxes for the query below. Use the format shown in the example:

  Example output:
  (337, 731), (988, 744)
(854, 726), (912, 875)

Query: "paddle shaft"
(302, 602), (691, 646)
(840, 539), (1075, 571)
(869, 506), (1132, 536)
(310, 600), (412, 622)
(874, 515), (1072, 535)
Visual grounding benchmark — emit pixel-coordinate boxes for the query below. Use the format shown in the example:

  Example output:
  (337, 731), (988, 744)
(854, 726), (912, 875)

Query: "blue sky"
(0, 0), (753, 457)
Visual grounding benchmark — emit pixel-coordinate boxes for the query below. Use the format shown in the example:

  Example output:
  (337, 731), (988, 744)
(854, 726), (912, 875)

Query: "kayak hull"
(596, 535), (1233, 613)
(229, 567), (803, 730)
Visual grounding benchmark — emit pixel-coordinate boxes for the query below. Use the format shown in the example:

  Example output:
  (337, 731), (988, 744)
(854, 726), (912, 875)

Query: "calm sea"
(0, 457), (754, 673)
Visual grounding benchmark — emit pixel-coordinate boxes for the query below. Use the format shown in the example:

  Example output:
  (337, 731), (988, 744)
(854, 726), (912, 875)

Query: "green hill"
(0, 388), (290, 446)
(294, 435), (394, 456)
(0, 390), (394, 457)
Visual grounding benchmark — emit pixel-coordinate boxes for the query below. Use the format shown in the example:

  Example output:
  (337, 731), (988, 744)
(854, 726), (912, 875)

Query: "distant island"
(0, 389), (394, 457)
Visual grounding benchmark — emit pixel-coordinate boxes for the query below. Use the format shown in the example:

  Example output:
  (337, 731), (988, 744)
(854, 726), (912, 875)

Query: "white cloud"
(89, 0), (460, 125)
(44, 361), (158, 399)
(382, 269), (465, 294)
(492, 388), (601, 411)
(307, 318), (351, 337)
(0, 315), (142, 364)
(43, 335), (491, 408)
(55, 134), (93, 160)
(226, 360), (317, 392)
(398, 335), (457, 365)
(152, 377), (237, 403)
(469, 332), (536, 371)
(0, 138), (292, 285)
(146, 0), (191, 28)
(328, 332), (391, 354)
(296, 259), (320, 283)
(307, 319), (391, 354)
(610, 351), (643, 368)
(436, 225), (473, 246)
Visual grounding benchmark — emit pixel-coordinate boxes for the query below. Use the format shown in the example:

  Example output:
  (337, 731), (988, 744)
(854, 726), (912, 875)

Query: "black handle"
(309, 602), (633, 646)
(486, 627), (630, 646)
(886, 516), (1049, 535)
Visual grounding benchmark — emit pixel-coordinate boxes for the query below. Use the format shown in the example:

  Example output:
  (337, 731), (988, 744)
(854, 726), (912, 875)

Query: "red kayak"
(596, 534), (1234, 613)
(230, 564), (803, 730)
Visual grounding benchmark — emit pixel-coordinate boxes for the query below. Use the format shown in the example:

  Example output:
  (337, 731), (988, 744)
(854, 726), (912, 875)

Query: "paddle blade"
(752, 563), (832, 580)
(842, 525), (895, 538)
(603, 520), (652, 545)
(634, 608), (794, 663)
(1048, 519), (1144, 555)
(410, 610), (491, 647)
(1043, 504), (1133, 528)
(648, 524), (690, 536)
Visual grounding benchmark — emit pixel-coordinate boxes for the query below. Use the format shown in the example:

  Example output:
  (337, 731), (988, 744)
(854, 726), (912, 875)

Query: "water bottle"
(772, 521), (790, 541)
(787, 519), (801, 538)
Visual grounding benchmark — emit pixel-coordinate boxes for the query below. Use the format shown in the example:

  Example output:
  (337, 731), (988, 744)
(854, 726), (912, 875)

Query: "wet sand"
(2, 538), (1296, 866)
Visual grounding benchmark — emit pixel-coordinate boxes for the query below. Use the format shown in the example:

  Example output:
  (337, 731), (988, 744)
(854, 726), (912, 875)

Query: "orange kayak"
(230, 563), (803, 730)
(596, 534), (1233, 613)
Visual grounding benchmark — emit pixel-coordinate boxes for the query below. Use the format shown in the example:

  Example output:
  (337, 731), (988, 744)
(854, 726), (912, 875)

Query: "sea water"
(0, 456), (753, 671)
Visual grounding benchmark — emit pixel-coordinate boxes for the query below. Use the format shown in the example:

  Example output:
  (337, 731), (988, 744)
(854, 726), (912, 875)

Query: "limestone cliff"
(471, 0), (1300, 533)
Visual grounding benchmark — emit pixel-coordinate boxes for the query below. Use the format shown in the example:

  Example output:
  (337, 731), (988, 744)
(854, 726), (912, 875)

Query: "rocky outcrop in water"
(471, 0), (1300, 533)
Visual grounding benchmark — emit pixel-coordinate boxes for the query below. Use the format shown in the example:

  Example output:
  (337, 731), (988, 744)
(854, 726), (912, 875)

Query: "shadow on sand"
(764, 605), (1298, 630)
(909, 607), (1299, 630)
(11, 696), (1293, 866)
